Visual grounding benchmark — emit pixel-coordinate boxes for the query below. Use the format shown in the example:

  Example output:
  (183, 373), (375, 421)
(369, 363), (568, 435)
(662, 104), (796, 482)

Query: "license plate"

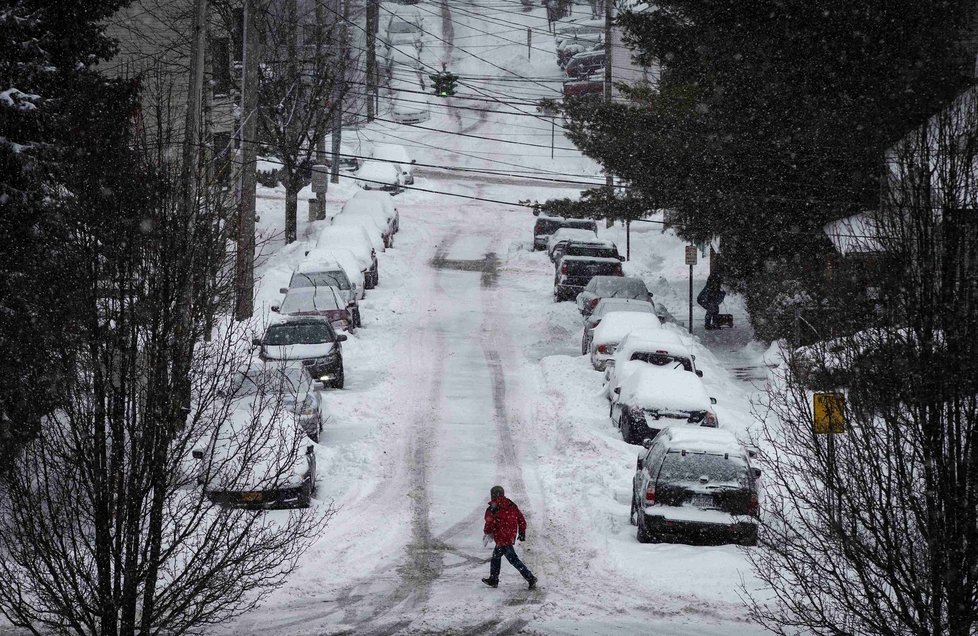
(241, 492), (263, 503)
(690, 494), (714, 508)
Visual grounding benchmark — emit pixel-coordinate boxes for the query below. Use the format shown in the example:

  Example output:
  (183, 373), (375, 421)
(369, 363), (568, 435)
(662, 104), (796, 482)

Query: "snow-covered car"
(631, 426), (759, 545)
(384, 8), (424, 48)
(391, 92), (431, 124)
(610, 365), (717, 444)
(231, 364), (325, 442)
(305, 247), (369, 296)
(577, 275), (654, 316)
(533, 214), (598, 250)
(193, 394), (317, 509)
(329, 134), (373, 171)
(315, 225), (379, 288)
(604, 329), (699, 399)
(554, 238), (620, 266)
(581, 298), (656, 354)
(386, 46), (423, 73)
(372, 142), (416, 185)
(253, 315), (347, 388)
(546, 227), (600, 262)
(557, 33), (603, 67)
(554, 255), (624, 302)
(272, 285), (355, 333)
(355, 159), (401, 192)
(330, 213), (387, 253)
(588, 311), (662, 370)
(553, 18), (603, 48)
(339, 197), (395, 247)
(565, 49), (605, 79)
(282, 259), (362, 327)
(350, 189), (399, 233)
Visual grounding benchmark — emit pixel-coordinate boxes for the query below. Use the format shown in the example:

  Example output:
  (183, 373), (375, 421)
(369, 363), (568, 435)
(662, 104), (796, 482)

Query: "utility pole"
(366, 0), (378, 122)
(314, 0), (328, 219)
(235, 0), (259, 320)
(331, 0), (350, 184)
(603, 0), (613, 192)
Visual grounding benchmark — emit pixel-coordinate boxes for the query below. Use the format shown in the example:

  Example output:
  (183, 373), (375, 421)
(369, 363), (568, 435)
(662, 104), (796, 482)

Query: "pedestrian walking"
(481, 485), (537, 590)
(696, 272), (726, 330)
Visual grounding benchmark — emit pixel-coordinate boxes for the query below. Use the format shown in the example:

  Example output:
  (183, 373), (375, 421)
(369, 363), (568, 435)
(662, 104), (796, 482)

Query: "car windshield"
(597, 278), (647, 295)
(535, 219), (562, 236)
(291, 272), (350, 290)
(389, 21), (419, 33)
(657, 452), (747, 487)
(631, 352), (692, 372)
(567, 245), (616, 258)
(280, 290), (341, 314)
(264, 323), (334, 345)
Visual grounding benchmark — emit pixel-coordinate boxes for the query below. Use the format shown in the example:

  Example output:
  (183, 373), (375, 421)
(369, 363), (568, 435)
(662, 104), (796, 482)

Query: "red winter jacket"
(484, 496), (527, 547)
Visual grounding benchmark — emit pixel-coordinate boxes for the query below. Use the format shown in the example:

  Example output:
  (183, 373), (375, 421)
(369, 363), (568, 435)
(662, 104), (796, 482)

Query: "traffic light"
(428, 71), (458, 97)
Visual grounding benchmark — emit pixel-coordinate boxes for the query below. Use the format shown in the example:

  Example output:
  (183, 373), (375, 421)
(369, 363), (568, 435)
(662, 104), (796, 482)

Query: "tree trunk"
(285, 179), (299, 244)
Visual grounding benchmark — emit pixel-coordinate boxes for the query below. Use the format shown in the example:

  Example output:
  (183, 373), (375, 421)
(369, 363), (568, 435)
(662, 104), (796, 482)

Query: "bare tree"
(257, 0), (349, 243)
(745, 90), (978, 636)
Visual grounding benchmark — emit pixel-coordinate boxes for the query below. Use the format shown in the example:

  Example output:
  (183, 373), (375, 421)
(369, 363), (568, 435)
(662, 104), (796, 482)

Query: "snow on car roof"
(372, 142), (412, 164)
(280, 286), (343, 313)
(342, 198), (384, 216)
(594, 298), (655, 316)
(356, 160), (399, 183)
(559, 256), (623, 264)
(592, 312), (662, 343)
(565, 237), (617, 248)
(659, 425), (745, 456)
(296, 258), (342, 274)
(549, 227), (597, 241)
(618, 329), (687, 354)
(350, 190), (396, 215)
(619, 366), (711, 411)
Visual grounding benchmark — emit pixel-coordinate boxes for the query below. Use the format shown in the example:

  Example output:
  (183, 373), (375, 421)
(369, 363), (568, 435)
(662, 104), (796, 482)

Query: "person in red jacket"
(482, 485), (537, 589)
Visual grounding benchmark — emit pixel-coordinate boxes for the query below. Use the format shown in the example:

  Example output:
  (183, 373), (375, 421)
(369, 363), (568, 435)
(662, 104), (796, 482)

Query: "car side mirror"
(192, 449), (204, 460)
(614, 387), (621, 395)
(270, 305), (280, 313)
(752, 467), (762, 479)
(618, 255), (625, 261)
(336, 334), (348, 342)
(710, 397), (717, 405)
(642, 438), (653, 449)
(279, 287), (289, 294)
(636, 457), (643, 470)
(696, 370), (704, 377)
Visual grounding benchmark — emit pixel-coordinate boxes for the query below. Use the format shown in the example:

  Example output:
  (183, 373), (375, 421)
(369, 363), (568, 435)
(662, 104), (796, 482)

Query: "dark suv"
(554, 256), (623, 301)
(533, 215), (599, 251)
(253, 316), (347, 388)
(631, 426), (760, 545)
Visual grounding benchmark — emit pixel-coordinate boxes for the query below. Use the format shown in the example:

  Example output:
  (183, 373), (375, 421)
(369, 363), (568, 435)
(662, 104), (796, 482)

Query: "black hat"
(490, 485), (504, 498)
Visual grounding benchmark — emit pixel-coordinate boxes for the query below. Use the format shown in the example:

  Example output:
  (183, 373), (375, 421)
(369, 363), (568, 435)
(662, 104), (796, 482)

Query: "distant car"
(577, 275), (654, 316)
(588, 311), (662, 370)
(315, 225), (379, 288)
(283, 259), (362, 328)
(610, 365), (717, 444)
(631, 426), (759, 545)
(253, 315), (347, 388)
(372, 142), (416, 185)
(546, 227), (599, 262)
(350, 189), (399, 233)
(391, 92), (431, 125)
(563, 79), (604, 98)
(557, 34), (602, 67)
(582, 298), (656, 354)
(355, 159), (401, 192)
(554, 238), (620, 266)
(553, 19), (603, 48)
(385, 6), (424, 48)
(305, 247), (368, 297)
(565, 49), (605, 78)
(231, 364), (325, 442)
(554, 256), (623, 302)
(340, 197), (395, 247)
(273, 285), (355, 333)
(533, 215), (598, 250)
(604, 329), (700, 400)
(330, 213), (387, 253)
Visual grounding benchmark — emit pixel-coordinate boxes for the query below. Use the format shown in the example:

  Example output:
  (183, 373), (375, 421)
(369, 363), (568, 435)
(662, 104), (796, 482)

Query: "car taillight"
(644, 483), (656, 504)
(703, 410), (718, 427)
(589, 297), (600, 308)
(614, 265), (624, 275)
(597, 344), (608, 354)
(561, 263), (568, 275)
(592, 319), (601, 328)
(748, 493), (759, 517)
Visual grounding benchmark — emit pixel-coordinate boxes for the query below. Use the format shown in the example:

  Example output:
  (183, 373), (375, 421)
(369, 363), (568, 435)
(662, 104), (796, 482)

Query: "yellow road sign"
(813, 392), (846, 434)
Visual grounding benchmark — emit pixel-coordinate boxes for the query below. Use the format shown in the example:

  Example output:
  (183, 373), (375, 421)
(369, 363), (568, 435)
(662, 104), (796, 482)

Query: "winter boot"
(527, 576), (537, 590)
(481, 577), (498, 588)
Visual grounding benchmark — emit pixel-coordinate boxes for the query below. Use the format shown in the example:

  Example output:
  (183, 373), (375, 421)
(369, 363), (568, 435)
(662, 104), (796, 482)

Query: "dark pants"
(489, 545), (534, 582)
(704, 304), (719, 329)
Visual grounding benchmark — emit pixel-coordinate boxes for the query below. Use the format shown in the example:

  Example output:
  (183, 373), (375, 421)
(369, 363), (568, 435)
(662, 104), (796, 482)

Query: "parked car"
(350, 189), (399, 233)
(194, 404), (317, 509)
(557, 34), (602, 67)
(315, 225), (379, 288)
(554, 255), (624, 302)
(563, 79), (604, 98)
(355, 159), (401, 192)
(555, 238), (620, 266)
(565, 49), (605, 78)
(304, 247), (368, 297)
(577, 275), (654, 316)
(273, 286), (355, 333)
(588, 311), (662, 370)
(605, 329), (700, 399)
(533, 214), (598, 250)
(340, 197), (395, 247)
(554, 19), (603, 48)
(231, 364), (324, 442)
(385, 6), (424, 48)
(372, 142), (416, 185)
(330, 213), (387, 253)
(582, 298), (656, 354)
(631, 426), (759, 545)
(610, 365), (717, 444)
(546, 227), (600, 262)
(253, 315), (347, 388)
(283, 259), (362, 328)
(331, 134), (373, 171)
(391, 91), (431, 124)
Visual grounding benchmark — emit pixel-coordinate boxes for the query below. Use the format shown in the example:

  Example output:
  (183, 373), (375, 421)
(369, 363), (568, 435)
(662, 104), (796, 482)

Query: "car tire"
(636, 515), (654, 543)
(621, 412), (632, 444)
(629, 496), (639, 526)
(331, 368), (344, 389)
(354, 308), (362, 328)
(581, 335), (588, 355)
(553, 289), (562, 303)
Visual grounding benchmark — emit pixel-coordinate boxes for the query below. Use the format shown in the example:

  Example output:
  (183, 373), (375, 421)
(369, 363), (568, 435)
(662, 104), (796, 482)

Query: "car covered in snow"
(610, 365), (717, 444)
(554, 238), (621, 266)
(339, 197), (395, 247)
(588, 311), (662, 370)
(253, 315), (347, 388)
(355, 159), (401, 192)
(384, 6), (424, 48)
(330, 212), (387, 253)
(532, 214), (598, 250)
(304, 247), (369, 296)
(631, 426), (759, 545)
(604, 329), (700, 399)
(282, 259), (362, 328)
(554, 256), (624, 302)
(350, 189), (399, 233)
(315, 225), (379, 288)
(546, 227), (600, 262)
(565, 49), (605, 79)
(581, 298), (656, 354)
(273, 285), (355, 333)
(372, 143), (416, 185)
(577, 275), (654, 316)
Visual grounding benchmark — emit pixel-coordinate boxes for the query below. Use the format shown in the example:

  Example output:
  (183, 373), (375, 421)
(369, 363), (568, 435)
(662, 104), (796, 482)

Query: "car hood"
(263, 342), (336, 361)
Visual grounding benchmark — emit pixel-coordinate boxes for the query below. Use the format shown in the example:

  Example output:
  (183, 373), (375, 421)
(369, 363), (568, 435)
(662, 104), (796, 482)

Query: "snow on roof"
(356, 160), (399, 183)
(594, 298), (655, 316)
(296, 259), (342, 274)
(559, 256), (623, 264)
(823, 212), (883, 255)
(617, 331), (690, 358)
(342, 198), (384, 216)
(592, 312), (662, 344)
(350, 190), (396, 216)
(619, 366), (710, 411)
(565, 237), (617, 248)
(660, 426), (745, 456)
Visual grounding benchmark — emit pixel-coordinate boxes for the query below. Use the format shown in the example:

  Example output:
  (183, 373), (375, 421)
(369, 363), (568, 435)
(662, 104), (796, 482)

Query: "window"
(264, 323), (334, 345)
(292, 272), (350, 290)
(631, 352), (692, 372)
(657, 452), (747, 486)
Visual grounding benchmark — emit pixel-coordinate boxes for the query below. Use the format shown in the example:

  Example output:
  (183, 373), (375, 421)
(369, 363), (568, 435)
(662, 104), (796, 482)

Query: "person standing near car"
(697, 271), (726, 330)
(482, 485), (537, 590)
